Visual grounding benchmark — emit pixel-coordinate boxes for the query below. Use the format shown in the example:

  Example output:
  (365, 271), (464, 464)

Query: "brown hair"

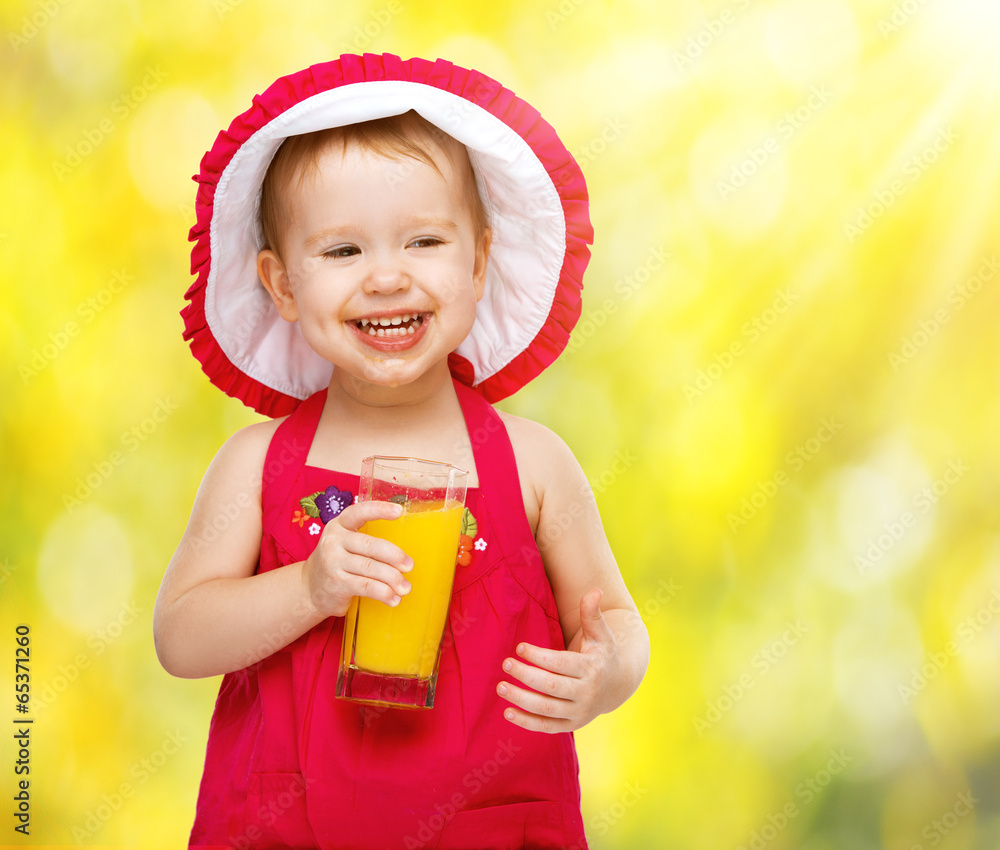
(259, 110), (489, 257)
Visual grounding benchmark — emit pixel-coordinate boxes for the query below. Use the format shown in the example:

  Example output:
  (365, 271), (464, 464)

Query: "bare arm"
(153, 423), (413, 679)
(535, 430), (649, 707)
(496, 417), (650, 732)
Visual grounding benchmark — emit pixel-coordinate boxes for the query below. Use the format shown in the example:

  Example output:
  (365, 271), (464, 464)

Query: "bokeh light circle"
(37, 504), (135, 633)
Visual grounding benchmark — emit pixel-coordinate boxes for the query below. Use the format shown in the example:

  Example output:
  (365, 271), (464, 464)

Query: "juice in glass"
(351, 503), (463, 678)
(336, 457), (468, 709)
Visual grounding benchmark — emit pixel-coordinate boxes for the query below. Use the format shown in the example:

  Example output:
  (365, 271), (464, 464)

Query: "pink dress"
(188, 380), (589, 849)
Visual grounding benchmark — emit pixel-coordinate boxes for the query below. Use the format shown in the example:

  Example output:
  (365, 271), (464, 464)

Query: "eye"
(408, 237), (444, 249)
(323, 244), (360, 258)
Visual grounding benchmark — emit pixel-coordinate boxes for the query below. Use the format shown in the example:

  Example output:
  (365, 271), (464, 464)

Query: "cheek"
(439, 252), (483, 308)
(455, 291), (480, 337)
(290, 275), (341, 318)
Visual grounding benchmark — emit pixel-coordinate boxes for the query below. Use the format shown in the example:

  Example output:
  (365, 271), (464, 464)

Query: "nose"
(362, 250), (409, 296)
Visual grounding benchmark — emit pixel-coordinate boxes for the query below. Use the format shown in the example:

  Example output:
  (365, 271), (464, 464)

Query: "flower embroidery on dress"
(316, 485), (354, 522)
(295, 485), (354, 531)
(457, 507), (478, 567)
(474, 538), (487, 551)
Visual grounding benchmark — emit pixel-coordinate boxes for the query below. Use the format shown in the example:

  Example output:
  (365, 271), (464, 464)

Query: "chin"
(354, 358), (422, 388)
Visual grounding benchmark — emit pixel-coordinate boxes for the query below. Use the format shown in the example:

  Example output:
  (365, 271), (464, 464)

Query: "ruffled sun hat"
(183, 52), (592, 417)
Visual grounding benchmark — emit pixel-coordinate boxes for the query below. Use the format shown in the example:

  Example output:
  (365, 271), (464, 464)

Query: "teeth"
(369, 326), (417, 338)
(357, 313), (421, 326)
(357, 314), (423, 337)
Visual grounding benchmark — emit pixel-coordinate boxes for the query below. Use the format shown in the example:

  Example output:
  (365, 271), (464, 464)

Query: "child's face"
(257, 138), (490, 392)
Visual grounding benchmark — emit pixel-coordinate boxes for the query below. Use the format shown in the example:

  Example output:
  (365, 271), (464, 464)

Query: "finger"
(330, 506), (412, 571)
(309, 558), (405, 610)
(347, 571), (406, 607)
(513, 643), (586, 677)
(500, 705), (574, 735)
(579, 588), (615, 644)
(342, 529), (413, 572)
(496, 680), (574, 721)
(501, 656), (578, 700)
(336, 499), (405, 531)
(343, 555), (412, 602)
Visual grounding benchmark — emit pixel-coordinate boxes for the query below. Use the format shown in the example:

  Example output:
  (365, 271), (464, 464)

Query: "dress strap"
(261, 381), (535, 556)
(452, 380), (535, 561)
(261, 388), (329, 522)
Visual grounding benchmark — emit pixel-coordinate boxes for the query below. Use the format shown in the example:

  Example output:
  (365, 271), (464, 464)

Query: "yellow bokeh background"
(3, 0), (1000, 847)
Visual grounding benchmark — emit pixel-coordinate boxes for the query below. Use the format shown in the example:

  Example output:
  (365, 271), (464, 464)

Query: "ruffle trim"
(183, 52), (592, 417)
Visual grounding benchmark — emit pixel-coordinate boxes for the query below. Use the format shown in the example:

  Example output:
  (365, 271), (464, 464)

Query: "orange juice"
(349, 504), (463, 678)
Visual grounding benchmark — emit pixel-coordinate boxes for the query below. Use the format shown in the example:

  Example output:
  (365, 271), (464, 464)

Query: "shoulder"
(161, 415), (291, 610)
(497, 410), (587, 512)
(204, 415), (289, 497)
(219, 415), (287, 459)
(497, 410), (578, 474)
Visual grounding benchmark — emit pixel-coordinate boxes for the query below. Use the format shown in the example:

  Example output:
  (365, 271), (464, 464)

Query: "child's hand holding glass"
(300, 500), (414, 617)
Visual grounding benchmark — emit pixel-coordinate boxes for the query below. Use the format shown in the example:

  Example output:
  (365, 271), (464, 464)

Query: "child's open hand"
(301, 501), (413, 618)
(497, 588), (621, 734)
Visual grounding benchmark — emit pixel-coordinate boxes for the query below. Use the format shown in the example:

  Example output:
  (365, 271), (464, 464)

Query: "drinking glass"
(336, 456), (468, 709)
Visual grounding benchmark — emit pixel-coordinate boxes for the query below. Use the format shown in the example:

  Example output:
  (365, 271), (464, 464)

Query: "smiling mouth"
(354, 313), (426, 337)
